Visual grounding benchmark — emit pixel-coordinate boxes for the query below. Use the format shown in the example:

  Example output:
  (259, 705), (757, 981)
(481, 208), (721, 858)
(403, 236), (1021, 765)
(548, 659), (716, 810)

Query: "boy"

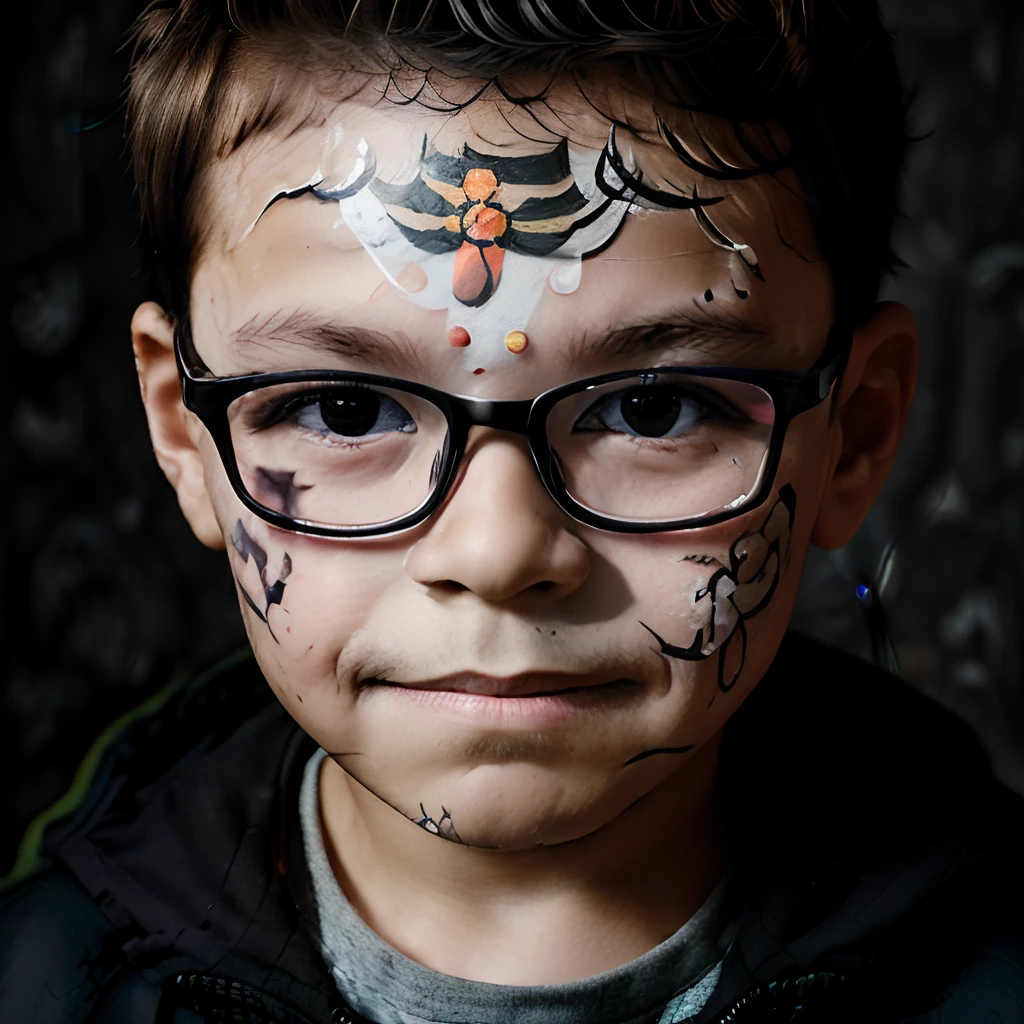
(2, 1), (1022, 1021)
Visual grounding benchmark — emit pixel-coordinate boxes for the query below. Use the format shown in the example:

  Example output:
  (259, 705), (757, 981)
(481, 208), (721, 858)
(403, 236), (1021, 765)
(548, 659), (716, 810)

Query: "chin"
(413, 763), (636, 850)
(444, 808), (611, 851)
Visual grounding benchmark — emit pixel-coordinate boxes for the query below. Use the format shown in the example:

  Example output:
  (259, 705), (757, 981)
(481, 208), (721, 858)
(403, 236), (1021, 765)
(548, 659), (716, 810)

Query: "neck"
(318, 735), (730, 985)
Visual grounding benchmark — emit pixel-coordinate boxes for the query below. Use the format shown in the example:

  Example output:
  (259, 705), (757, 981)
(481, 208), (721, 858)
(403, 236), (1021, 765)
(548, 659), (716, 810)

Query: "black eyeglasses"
(175, 321), (849, 538)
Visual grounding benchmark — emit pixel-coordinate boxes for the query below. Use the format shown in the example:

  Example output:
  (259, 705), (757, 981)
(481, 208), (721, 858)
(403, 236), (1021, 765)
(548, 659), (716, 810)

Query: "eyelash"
(248, 387), (364, 430)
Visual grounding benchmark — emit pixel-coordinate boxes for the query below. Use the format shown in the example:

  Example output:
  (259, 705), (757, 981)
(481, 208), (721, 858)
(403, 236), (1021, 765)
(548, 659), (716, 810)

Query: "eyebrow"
(561, 302), (775, 369)
(231, 308), (426, 374)
(231, 301), (773, 373)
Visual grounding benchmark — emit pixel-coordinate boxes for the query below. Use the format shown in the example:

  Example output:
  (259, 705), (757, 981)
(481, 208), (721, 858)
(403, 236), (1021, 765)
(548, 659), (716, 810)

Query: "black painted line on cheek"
(623, 745), (695, 766)
(640, 621), (704, 659)
(235, 578), (279, 643)
(230, 518), (293, 644)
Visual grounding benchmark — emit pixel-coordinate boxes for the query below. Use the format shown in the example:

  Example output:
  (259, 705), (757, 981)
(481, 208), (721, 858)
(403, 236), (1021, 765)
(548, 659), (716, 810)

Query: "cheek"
(588, 480), (809, 698)
(242, 534), (412, 723)
(195, 434), (406, 694)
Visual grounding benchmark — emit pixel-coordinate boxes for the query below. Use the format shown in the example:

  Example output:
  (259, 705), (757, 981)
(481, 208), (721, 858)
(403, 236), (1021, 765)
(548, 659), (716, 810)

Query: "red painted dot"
(473, 367), (486, 375)
(448, 325), (471, 347)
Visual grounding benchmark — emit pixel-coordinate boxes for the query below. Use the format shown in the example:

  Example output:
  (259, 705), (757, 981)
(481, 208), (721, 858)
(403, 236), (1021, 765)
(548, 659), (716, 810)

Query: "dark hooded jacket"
(1, 632), (1022, 1023)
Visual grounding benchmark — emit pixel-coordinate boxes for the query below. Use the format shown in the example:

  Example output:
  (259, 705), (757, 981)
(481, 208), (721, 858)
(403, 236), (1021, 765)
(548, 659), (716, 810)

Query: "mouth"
(359, 673), (644, 727)
(363, 672), (638, 698)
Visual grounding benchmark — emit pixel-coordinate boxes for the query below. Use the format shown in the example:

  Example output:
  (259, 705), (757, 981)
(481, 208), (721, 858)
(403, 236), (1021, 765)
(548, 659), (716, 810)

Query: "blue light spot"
(856, 584), (871, 603)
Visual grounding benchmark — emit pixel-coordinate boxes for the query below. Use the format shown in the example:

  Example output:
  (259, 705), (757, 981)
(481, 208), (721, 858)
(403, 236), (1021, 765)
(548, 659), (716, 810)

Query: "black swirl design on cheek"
(639, 484), (797, 703)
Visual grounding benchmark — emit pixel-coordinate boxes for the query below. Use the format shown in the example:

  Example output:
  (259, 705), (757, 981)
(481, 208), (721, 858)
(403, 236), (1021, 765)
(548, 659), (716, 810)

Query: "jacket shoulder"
(0, 869), (121, 1022)
(911, 933), (1024, 1023)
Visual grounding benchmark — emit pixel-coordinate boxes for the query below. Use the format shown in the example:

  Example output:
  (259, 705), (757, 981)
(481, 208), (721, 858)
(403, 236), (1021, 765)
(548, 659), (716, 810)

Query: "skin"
(132, 81), (918, 985)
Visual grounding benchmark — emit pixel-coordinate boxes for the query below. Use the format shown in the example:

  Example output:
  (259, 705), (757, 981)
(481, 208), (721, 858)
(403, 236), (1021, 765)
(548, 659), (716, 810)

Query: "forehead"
(192, 90), (831, 385)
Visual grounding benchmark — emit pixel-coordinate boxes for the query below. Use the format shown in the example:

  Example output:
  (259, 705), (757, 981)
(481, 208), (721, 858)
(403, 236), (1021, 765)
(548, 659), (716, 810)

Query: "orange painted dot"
(504, 330), (529, 354)
(447, 326), (471, 347)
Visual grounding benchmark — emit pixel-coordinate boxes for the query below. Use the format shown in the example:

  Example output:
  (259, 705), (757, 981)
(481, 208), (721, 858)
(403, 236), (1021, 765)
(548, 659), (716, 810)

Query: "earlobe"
(811, 302), (918, 551)
(131, 302), (225, 550)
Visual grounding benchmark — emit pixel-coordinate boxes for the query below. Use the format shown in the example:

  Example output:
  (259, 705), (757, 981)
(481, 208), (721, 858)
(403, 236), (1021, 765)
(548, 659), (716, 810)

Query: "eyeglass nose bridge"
(436, 395), (562, 519)
(453, 396), (535, 434)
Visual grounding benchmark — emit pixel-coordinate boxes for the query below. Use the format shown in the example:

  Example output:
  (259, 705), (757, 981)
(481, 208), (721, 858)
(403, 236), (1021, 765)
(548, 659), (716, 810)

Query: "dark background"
(3, 0), (1022, 874)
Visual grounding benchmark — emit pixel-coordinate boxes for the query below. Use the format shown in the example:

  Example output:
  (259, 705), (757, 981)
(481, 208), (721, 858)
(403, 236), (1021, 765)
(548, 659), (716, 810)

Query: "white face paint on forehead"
(327, 135), (629, 369)
(228, 117), (766, 374)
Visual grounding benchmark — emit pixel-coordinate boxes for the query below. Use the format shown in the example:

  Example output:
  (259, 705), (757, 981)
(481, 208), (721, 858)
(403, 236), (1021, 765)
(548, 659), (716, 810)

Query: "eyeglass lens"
(226, 372), (776, 529)
(547, 373), (775, 523)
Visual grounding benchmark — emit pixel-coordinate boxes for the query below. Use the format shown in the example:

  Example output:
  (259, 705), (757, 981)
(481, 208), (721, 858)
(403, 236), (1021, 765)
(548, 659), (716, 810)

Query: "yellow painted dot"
(504, 330), (529, 354)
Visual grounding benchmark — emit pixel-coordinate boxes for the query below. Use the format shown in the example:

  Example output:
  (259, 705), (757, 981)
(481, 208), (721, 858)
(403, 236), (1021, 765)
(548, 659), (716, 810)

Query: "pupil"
(620, 389), (681, 437)
(319, 389), (380, 436)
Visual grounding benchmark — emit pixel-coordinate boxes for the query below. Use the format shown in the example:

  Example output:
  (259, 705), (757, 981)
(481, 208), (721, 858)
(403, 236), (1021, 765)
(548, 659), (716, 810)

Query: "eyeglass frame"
(174, 317), (851, 538)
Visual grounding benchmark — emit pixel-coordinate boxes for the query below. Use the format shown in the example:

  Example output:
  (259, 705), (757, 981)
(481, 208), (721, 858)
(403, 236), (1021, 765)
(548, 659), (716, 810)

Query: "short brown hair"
(127, 0), (908, 328)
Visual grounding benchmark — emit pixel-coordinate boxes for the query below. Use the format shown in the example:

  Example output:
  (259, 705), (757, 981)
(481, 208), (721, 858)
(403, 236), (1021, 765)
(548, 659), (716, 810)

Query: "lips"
(369, 672), (635, 699)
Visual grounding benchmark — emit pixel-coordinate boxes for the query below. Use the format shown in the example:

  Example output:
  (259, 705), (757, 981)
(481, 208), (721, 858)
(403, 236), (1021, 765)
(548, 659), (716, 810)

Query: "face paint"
(244, 132), (636, 369)
(638, 483), (796, 700)
(230, 519), (293, 642)
(236, 120), (769, 377)
(335, 135), (636, 369)
(690, 192), (763, 281)
(233, 130), (377, 247)
(599, 124), (764, 283)
(622, 744), (695, 766)
(253, 468), (314, 519)
(503, 330), (528, 354)
(414, 802), (463, 843)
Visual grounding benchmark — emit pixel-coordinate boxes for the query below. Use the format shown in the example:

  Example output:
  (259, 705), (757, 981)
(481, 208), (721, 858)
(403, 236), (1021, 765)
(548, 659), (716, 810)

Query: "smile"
(381, 672), (637, 697)
(360, 674), (644, 728)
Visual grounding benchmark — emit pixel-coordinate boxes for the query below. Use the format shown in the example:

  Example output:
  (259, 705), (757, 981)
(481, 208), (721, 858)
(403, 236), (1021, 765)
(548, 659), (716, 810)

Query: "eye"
(290, 387), (417, 439)
(574, 385), (712, 439)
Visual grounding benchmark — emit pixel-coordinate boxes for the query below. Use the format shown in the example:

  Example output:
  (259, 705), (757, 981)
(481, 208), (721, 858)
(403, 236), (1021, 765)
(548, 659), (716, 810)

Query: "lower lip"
(368, 680), (642, 728)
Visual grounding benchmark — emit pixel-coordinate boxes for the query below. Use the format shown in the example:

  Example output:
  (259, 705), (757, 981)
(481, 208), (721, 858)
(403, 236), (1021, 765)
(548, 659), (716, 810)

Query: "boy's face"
(144, 90), (896, 850)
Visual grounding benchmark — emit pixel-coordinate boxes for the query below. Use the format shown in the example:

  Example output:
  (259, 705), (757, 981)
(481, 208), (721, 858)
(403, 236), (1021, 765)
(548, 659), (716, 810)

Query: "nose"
(404, 430), (591, 603)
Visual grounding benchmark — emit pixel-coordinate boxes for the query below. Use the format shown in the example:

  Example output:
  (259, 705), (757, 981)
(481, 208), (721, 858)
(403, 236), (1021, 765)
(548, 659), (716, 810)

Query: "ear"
(132, 302), (226, 550)
(811, 301), (918, 550)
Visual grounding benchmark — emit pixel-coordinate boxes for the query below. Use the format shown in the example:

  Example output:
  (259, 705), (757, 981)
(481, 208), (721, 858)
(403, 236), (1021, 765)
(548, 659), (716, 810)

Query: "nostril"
(531, 580), (556, 593)
(440, 580), (470, 593)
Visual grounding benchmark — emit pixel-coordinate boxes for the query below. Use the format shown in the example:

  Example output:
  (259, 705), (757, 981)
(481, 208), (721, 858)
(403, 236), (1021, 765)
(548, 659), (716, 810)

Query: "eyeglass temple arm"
(813, 324), (854, 401)
(173, 318), (215, 385)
